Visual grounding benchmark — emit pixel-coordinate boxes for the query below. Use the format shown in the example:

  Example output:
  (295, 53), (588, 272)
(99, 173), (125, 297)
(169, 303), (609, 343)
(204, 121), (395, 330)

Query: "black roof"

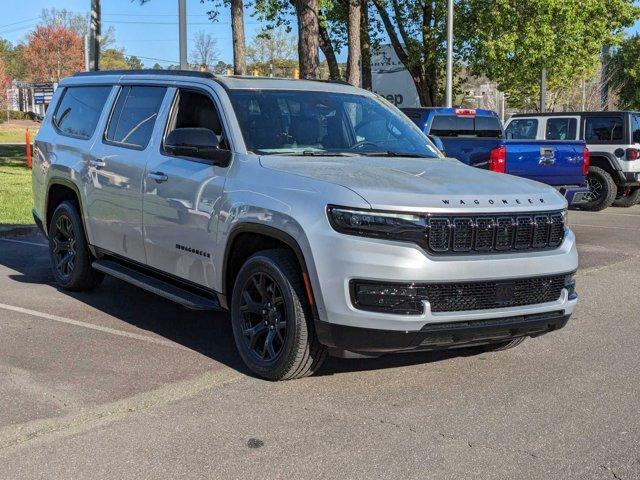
(73, 69), (215, 79)
(511, 110), (640, 117)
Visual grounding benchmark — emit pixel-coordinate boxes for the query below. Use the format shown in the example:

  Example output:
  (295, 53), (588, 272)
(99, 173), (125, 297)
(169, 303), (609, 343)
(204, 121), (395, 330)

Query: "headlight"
(561, 208), (569, 226)
(327, 206), (427, 245)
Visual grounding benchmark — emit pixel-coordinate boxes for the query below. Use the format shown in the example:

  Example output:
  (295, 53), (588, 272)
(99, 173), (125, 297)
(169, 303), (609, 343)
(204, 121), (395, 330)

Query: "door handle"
(89, 159), (106, 169)
(148, 171), (168, 183)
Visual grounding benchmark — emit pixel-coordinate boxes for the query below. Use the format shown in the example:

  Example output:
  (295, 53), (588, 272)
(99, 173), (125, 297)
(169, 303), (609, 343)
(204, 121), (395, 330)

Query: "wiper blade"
(359, 150), (432, 158)
(265, 151), (358, 157)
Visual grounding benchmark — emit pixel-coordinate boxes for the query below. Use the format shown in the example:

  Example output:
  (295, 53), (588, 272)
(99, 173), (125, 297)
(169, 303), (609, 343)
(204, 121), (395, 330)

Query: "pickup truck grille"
(426, 211), (565, 254)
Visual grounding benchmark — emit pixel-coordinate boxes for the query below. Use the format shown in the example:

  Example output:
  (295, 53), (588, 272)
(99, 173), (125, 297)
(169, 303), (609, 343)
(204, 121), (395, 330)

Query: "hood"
(259, 155), (566, 213)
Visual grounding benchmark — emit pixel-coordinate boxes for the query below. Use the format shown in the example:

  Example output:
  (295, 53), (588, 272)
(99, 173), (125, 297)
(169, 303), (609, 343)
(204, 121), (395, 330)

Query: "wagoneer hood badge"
(260, 155), (566, 212)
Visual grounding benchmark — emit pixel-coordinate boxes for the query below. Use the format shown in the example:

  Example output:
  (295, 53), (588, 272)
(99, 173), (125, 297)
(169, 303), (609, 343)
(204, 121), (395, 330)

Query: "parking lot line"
(0, 238), (47, 247)
(0, 303), (184, 349)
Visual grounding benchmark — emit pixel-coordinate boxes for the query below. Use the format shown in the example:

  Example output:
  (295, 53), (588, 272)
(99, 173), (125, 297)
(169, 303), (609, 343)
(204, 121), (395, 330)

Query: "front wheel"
(230, 249), (327, 380)
(612, 187), (640, 208)
(580, 166), (617, 211)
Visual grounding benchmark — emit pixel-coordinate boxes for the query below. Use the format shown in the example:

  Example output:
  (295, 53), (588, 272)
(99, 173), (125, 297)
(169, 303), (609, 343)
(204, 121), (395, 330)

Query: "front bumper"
(317, 309), (571, 356)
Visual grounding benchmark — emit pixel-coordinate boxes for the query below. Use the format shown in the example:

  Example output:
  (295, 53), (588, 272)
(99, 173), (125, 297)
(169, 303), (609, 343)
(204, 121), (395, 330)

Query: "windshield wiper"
(264, 151), (358, 157)
(359, 151), (433, 158)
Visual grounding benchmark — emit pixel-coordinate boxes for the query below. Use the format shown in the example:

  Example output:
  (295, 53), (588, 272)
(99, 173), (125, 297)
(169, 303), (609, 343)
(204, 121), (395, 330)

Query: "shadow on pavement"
(0, 234), (484, 379)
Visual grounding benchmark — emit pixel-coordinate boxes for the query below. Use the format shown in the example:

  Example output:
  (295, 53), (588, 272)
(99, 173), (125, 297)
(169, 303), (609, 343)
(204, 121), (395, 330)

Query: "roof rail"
(73, 69), (215, 79)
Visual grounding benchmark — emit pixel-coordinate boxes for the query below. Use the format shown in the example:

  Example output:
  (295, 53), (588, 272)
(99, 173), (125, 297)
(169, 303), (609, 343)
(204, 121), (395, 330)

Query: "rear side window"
(505, 119), (538, 140)
(53, 86), (112, 139)
(105, 86), (166, 149)
(429, 115), (502, 138)
(546, 118), (577, 140)
(584, 116), (623, 143)
(631, 114), (640, 143)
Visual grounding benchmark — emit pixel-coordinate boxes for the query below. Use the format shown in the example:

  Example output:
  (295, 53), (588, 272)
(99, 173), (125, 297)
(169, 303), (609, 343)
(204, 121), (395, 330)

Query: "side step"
(92, 259), (221, 310)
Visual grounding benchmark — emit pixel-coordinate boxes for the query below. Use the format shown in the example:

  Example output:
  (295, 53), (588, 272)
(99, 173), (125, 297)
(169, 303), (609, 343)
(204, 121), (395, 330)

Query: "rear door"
(427, 111), (503, 167)
(85, 84), (169, 263)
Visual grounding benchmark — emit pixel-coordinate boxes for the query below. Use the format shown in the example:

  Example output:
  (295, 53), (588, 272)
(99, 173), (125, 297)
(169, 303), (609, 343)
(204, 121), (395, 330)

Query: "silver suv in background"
(506, 112), (640, 210)
(33, 71), (579, 380)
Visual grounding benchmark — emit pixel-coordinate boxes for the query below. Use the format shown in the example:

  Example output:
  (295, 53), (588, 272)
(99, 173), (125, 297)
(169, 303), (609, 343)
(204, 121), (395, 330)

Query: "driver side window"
(164, 89), (229, 153)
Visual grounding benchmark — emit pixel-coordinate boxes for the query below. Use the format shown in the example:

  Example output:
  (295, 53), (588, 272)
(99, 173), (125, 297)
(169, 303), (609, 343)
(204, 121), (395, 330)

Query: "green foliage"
(611, 35), (640, 110)
(0, 40), (26, 80)
(459, 0), (639, 109)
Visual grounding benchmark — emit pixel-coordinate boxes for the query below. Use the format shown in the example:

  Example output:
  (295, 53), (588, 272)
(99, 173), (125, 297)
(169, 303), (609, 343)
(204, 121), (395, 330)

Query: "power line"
(0, 16), (39, 31)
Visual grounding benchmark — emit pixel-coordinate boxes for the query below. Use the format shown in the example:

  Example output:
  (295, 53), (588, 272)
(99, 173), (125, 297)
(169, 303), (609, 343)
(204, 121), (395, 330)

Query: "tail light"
(626, 148), (640, 161)
(489, 145), (507, 173)
(582, 147), (590, 176)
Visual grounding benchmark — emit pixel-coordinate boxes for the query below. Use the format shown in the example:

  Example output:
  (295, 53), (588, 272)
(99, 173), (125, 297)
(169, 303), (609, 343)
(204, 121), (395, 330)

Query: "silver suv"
(32, 71), (578, 380)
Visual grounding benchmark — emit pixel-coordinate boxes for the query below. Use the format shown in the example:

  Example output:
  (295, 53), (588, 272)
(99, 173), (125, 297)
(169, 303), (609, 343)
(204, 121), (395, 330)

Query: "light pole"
(178, 0), (188, 69)
(445, 0), (453, 107)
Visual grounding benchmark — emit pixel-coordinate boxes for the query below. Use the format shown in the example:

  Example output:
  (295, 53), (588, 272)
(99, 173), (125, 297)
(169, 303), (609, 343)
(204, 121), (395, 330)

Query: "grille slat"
(426, 211), (565, 255)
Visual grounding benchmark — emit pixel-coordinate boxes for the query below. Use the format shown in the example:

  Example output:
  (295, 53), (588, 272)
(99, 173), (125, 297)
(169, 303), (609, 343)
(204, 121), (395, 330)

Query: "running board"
(92, 259), (221, 310)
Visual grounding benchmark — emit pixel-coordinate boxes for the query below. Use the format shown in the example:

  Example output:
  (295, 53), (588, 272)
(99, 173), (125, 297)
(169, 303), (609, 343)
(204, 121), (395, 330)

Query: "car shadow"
(0, 234), (485, 379)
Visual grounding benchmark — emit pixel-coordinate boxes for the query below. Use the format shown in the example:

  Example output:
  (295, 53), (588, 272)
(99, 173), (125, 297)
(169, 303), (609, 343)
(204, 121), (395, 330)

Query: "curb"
(0, 225), (41, 238)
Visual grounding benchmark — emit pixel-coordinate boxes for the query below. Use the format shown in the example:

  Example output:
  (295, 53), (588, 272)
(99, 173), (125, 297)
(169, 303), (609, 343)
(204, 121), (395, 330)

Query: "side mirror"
(164, 127), (231, 166)
(428, 135), (446, 155)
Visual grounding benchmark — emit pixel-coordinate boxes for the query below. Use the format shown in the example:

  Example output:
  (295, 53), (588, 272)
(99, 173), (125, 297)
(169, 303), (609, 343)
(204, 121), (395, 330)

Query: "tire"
(612, 187), (640, 208)
(230, 249), (327, 381)
(48, 201), (103, 291)
(580, 166), (617, 211)
(480, 336), (526, 352)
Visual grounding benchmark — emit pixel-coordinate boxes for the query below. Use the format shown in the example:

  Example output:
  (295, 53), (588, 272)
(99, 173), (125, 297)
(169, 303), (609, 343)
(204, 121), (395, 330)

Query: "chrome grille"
(425, 211), (565, 255)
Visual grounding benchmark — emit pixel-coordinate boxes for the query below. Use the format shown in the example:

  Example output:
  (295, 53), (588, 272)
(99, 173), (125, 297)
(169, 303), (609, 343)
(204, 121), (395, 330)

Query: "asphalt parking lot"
(0, 208), (639, 479)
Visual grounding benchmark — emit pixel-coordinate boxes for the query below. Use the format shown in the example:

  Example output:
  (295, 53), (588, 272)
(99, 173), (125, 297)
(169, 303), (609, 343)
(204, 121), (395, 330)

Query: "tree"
(151, 62), (164, 70)
(202, 0), (247, 75)
(459, 0), (639, 110)
(126, 55), (143, 70)
(0, 56), (11, 112)
(295, 0), (320, 78)
(190, 31), (220, 70)
(23, 25), (84, 82)
(611, 35), (640, 110)
(247, 29), (297, 65)
(213, 60), (232, 74)
(0, 40), (26, 80)
(40, 8), (116, 48)
(345, 0), (361, 86)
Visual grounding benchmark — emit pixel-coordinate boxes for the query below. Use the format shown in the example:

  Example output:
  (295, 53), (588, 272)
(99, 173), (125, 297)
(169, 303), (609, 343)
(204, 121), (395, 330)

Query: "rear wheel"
(230, 249), (327, 380)
(580, 166), (616, 211)
(48, 201), (103, 291)
(612, 187), (640, 208)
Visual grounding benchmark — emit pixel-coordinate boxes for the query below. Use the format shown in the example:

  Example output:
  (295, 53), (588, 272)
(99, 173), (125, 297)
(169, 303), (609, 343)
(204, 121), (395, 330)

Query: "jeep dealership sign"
(370, 44), (420, 108)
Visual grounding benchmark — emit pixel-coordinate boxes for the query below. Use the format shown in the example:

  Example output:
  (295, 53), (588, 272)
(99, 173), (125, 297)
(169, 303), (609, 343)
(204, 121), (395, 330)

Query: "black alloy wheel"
(239, 272), (288, 362)
(51, 214), (77, 279)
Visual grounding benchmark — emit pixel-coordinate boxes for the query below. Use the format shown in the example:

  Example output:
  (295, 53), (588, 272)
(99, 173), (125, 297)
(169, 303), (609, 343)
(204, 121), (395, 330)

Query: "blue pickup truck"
(402, 107), (590, 207)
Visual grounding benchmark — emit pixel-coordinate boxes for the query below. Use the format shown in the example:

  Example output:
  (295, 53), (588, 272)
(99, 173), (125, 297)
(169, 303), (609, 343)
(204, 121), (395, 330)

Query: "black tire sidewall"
(612, 187), (640, 208)
(582, 167), (616, 211)
(230, 253), (305, 380)
(48, 201), (95, 289)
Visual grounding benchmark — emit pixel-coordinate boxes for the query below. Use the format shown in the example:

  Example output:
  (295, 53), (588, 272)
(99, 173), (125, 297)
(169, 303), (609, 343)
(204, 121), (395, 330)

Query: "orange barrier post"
(25, 128), (31, 169)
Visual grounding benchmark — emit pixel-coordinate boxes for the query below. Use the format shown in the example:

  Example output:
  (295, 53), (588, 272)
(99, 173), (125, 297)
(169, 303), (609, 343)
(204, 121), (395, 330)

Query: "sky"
(0, 0), (639, 67)
(0, 0), (302, 67)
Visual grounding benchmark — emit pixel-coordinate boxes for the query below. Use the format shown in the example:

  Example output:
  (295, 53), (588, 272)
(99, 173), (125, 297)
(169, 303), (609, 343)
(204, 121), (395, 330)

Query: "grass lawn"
(0, 145), (33, 225)
(0, 120), (39, 144)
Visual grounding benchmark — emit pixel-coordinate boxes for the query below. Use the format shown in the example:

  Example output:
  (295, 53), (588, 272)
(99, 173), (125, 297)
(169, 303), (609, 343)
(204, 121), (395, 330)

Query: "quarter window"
(53, 86), (112, 139)
(545, 118), (577, 140)
(584, 116), (623, 143)
(105, 86), (166, 149)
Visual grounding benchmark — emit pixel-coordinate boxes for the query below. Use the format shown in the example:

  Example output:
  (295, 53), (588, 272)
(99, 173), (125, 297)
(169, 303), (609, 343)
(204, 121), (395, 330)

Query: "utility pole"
(84, 35), (89, 71)
(88, 0), (101, 70)
(445, 0), (453, 107)
(539, 68), (547, 113)
(178, 0), (188, 69)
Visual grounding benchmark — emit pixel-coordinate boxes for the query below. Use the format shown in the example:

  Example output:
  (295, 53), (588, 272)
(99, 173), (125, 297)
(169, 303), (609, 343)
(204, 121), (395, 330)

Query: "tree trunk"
(231, 0), (246, 75)
(295, 0), (320, 79)
(319, 23), (340, 80)
(360, 0), (372, 90)
(346, 0), (361, 86)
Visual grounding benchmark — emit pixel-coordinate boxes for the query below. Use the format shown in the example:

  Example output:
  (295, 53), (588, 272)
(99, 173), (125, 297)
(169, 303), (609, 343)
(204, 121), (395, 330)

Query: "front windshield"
(228, 89), (440, 158)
